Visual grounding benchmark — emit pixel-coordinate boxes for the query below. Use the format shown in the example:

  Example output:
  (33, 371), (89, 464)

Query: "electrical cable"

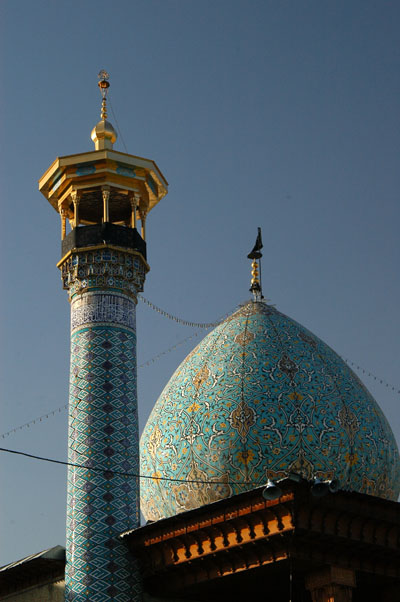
(0, 446), (263, 488)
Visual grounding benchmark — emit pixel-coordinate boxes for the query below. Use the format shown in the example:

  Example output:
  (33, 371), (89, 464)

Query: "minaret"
(39, 71), (168, 601)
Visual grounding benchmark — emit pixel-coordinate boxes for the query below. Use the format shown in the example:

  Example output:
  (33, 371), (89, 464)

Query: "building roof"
(140, 300), (400, 521)
(0, 545), (65, 596)
(124, 479), (400, 602)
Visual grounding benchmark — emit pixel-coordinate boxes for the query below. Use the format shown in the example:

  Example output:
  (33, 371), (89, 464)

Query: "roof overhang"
(121, 481), (400, 601)
(39, 149), (168, 214)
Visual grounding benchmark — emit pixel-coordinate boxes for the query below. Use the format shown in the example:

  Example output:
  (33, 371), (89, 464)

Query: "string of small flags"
(1, 406), (68, 439)
(139, 331), (199, 367)
(3, 350), (398, 440)
(139, 296), (400, 393)
(0, 332), (200, 439)
(342, 357), (400, 394)
(138, 295), (226, 328)
(2, 291), (399, 439)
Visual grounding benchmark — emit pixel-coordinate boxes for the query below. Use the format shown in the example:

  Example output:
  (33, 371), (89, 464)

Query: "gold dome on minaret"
(91, 119), (117, 149)
(91, 70), (118, 150)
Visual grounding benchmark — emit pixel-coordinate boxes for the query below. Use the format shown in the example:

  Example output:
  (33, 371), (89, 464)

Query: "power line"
(0, 446), (261, 488)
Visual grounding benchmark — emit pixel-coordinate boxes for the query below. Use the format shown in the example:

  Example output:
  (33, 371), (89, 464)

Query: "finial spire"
(98, 69), (110, 119)
(247, 227), (263, 301)
(91, 69), (117, 150)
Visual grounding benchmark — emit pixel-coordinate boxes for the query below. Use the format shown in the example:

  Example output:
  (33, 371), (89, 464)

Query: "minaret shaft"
(64, 250), (145, 601)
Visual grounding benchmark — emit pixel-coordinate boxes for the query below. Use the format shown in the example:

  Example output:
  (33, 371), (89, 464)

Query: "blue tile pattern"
(64, 270), (144, 600)
(140, 301), (400, 521)
(75, 163), (96, 176)
(60, 249), (147, 301)
(116, 164), (136, 178)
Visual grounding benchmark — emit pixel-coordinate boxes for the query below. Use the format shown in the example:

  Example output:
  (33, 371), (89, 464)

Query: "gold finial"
(247, 228), (263, 301)
(251, 259), (260, 288)
(91, 70), (117, 150)
(250, 258), (262, 301)
(98, 69), (110, 119)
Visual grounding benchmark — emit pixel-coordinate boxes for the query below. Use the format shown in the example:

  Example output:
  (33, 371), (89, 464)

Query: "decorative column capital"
(70, 188), (81, 204)
(101, 185), (110, 197)
(138, 206), (147, 221)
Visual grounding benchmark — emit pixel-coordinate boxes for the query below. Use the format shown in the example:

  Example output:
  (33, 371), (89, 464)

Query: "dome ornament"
(91, 69), (117, 150)
(248, 227), (264, 302)
(98, 69), (110, 119)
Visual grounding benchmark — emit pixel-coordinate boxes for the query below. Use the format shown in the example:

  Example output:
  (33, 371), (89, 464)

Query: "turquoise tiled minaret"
(39, 72), (168, 601)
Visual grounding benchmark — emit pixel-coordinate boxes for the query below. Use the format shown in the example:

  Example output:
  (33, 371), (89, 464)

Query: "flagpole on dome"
(247, 227), (264, 302)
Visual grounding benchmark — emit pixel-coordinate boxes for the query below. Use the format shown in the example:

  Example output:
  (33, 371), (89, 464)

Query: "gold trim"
(39, 149), (168, 190)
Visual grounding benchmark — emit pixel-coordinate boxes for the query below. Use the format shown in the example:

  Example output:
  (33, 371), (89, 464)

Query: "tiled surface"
(141, 301), (400, 521)
(65, 291), (141, 601)
(60, 249), (147, 300)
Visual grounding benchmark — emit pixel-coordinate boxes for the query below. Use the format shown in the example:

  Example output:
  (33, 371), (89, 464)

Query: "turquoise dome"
(140, 301), (400, 520)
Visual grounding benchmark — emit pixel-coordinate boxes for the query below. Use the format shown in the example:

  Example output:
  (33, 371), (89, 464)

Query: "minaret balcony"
(61, 223), (146, 260)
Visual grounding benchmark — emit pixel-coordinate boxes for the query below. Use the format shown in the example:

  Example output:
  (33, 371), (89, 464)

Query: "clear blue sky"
(0, 0), (399, 566)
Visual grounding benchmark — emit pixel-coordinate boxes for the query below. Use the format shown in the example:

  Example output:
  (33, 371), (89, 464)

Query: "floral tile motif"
(140, 301), (400, 521)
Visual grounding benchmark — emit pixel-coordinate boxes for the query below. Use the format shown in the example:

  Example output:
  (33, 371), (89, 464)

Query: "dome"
(140, 301), (400, 521)
(90, 119), (117, 150)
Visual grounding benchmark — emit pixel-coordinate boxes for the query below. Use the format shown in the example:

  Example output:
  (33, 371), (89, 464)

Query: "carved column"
(305, 567), (356, 602)
(129, 192), (139, 230)
(102, 185), (110, 223)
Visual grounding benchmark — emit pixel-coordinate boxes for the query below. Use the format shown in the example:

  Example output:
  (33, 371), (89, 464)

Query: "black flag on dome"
(247, 227), (263, 259)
